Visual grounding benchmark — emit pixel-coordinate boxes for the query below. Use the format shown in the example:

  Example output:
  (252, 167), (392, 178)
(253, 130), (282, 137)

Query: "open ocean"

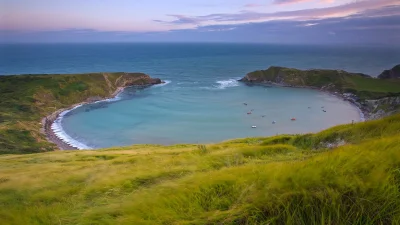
(1, 43), (400, 149)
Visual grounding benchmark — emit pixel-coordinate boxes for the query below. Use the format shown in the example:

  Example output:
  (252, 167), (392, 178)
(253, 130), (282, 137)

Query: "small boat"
(247, 112), (252, 115)
(323, 110), (327, 112)
(272, 121), (276, 124)
(261, 115), (266, 118)
(243, 103), (247, 106)
(251, 126), (257, 128)
(291, 118), (296, 121)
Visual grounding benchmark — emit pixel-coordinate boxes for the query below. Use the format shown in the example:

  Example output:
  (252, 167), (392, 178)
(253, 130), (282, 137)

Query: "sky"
(0, 0), (399, 44)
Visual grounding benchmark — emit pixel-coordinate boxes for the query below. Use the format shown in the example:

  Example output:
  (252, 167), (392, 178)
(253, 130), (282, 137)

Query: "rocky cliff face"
(378, 64), (400, 79)
(364, 96), (400, 120)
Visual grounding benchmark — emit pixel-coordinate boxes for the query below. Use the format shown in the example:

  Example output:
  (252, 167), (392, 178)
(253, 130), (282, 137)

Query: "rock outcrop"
(378, 64), (400, 79)
(364, 96), (400, 120)
(115, 73), (163, 87)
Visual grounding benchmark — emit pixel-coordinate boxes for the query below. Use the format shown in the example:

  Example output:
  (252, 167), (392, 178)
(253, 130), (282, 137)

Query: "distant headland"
(239, 65), (400, 121)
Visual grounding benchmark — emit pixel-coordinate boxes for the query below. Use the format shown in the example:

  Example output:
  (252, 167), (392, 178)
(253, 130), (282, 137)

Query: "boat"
(272, 121), (276, 124)
(251, 126), (257, 128)
(247, 112), (252, 114)
(291, 118), (296, 121)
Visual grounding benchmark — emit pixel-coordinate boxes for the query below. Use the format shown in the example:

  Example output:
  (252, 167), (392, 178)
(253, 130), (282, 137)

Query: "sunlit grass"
(1, 114), (400, 224)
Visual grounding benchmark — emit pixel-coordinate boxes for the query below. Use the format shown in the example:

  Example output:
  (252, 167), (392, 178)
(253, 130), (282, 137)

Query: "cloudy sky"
(0, 0), (399, 44)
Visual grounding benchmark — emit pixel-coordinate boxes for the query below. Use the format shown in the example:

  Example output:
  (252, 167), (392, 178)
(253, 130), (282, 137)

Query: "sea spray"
(215, 79), (240, 89)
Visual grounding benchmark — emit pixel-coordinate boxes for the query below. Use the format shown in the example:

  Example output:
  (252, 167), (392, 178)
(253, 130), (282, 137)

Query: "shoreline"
(42, 86), (127, 150)
(44, 81), (366, 151)
(242, 81), (367, 121)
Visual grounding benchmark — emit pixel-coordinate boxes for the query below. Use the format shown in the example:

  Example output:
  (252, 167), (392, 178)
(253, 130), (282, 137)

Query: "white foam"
(51, 81), (168, 150)
(153, 80), (172, 87)
(216, 79), (240, 89)
(51, 105), (92, 150)
(356, 106), (365, 122)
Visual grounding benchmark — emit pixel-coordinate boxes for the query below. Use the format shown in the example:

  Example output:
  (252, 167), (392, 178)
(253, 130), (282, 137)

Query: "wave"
(355, 105), (365, 122)
(51, 105), (92, 150)
(215, 79), (240, 89)
(153, 80), (172, 87)
(51, 88), (127, 150)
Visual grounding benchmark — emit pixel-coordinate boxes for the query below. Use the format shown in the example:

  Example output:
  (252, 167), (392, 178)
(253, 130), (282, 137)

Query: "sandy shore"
(42, 87), (125, 150)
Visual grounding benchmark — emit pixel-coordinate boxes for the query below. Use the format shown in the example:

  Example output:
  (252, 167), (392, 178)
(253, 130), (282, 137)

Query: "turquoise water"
(58, 83), (360, 149)
(1, 43), (399, 149)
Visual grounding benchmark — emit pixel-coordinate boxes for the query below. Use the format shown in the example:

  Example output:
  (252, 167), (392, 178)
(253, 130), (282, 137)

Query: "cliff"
(239, 66), (400, 119)
(378, 64), (400, 79)
(0, 72), (162, 154)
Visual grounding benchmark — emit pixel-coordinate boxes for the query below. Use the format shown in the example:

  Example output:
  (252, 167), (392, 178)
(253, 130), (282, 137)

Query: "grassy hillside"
(1, 114), (400, 224)
(0, 73), (161, 154)
(241, 66), (400, 100)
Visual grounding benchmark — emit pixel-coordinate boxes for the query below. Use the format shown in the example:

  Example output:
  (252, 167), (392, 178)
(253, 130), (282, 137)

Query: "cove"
(58, 80), (361, 149)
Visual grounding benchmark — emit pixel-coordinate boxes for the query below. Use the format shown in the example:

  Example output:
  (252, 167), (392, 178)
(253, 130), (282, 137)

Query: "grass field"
(1, 114), (400, 224)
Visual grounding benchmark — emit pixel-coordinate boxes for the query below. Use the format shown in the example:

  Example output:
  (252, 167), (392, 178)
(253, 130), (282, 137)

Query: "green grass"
(1, 68), (400, 224)
(245, 66), (400, 100)
(0, 72), (157, 154)
(1, 114), (400, 224)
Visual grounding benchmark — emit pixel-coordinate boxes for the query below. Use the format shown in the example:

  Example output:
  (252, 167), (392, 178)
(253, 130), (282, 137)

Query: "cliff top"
(240, 66), (400, 100)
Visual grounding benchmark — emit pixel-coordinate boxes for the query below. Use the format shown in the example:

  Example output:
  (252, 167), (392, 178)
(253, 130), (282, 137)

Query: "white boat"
(251, 126), (257, 128)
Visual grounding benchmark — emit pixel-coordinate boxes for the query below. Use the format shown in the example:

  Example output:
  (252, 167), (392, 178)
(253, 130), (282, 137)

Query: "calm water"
(1, 43), (399, 149)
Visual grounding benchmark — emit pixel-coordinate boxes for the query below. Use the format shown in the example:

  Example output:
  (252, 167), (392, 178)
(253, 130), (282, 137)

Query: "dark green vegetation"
(1, 114), (400, 224)
(379, 64), (400, 79)
(240, 66), (400, 100)
(0, 73), (161, 154)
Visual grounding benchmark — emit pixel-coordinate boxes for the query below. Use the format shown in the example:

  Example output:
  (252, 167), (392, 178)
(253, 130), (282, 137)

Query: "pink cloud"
(198, 0), (400, 22)
(244, 3), (265, 7)
(274, 0), (334, 5)
(273, 0), (312, 5)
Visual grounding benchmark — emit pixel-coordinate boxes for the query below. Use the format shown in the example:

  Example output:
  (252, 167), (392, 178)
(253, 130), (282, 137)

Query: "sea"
(1, 43), (400, 149)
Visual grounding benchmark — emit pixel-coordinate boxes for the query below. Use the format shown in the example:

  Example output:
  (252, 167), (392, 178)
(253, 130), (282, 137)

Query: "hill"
(239, 66), (400, 119)
(0, 113), (400, 224)
(378, 64), (400, 79)
(0, 73), (162, 154)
